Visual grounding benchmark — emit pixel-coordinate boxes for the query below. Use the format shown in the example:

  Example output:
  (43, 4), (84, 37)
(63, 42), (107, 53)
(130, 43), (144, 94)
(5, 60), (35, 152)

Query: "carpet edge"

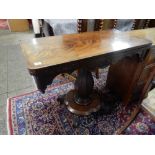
(6, 98), (12, 135)
(6, 81), (74, 135)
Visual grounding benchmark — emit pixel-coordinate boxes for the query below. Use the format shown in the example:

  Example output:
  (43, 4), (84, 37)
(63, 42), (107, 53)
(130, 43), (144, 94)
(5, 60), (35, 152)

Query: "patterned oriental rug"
(123, 110), (155, 135)
(7, 70), (155, 135)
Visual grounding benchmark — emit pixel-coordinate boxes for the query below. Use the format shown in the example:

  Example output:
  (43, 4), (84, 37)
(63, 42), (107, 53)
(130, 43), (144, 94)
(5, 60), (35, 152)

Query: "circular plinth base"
(65, 90), (101, 115)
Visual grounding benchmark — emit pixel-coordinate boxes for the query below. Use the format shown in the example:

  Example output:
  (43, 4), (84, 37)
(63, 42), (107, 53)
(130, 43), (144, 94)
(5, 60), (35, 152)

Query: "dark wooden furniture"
(132, 19), (148, 30)
(94, 19), (117, 31)
(147, 20), (155, 28)
(94, 19), (155, 31)
(106, 28), (155, 105)
(77, 19), (88, 33)
(131, 19), (155, 30)
(21, 30), (151, 116)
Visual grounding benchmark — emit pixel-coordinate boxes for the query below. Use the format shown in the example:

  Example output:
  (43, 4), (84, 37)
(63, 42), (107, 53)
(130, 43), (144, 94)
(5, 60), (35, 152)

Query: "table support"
(64, 68), (100, 115)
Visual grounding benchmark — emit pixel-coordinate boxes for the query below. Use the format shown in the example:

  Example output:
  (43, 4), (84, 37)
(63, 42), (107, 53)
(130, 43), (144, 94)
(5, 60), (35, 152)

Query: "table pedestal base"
(65, 90), (100, 115)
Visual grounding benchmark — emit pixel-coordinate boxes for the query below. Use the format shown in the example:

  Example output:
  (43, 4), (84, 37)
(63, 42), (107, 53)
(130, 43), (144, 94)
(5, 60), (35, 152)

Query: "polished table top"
(121, 28), (155, 47)
(21, 30), (152, 71)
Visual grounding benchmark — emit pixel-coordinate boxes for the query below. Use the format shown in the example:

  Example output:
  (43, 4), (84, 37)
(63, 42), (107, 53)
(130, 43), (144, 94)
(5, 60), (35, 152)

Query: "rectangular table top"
(121, 28), (155, 47)
(21, 29), (152, 70)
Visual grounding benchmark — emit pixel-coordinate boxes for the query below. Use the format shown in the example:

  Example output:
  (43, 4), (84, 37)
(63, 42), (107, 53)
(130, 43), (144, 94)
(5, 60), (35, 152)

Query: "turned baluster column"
(74, 68), (94, 105)
(65, 68), (100, 115)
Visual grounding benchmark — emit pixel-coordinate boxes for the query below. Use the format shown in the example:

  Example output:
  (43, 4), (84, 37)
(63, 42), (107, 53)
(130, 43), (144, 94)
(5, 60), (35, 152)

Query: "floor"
(0, 29), (35, 134)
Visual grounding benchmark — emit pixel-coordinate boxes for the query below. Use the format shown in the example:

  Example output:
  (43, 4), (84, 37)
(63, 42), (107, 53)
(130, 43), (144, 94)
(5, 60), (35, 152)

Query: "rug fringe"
(6, 98), (11, 135)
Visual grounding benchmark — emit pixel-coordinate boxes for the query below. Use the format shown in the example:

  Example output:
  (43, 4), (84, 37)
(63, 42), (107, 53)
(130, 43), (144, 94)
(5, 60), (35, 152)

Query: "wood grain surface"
(21, 30), (152, 70)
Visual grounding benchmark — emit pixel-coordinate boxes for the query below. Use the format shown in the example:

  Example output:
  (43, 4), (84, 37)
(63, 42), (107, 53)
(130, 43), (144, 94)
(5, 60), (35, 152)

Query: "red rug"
(7, 71), (155, 135)
(123, 110), (155, 135)
(0, 19), (9, 30)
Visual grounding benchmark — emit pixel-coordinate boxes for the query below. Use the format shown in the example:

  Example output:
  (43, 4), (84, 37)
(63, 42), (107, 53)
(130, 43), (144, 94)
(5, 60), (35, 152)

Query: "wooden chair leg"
(95, 68), (99, 79)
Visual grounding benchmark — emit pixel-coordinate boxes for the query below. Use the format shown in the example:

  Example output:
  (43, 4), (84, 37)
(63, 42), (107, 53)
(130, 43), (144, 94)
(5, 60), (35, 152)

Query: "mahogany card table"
(21, 30), (151, 115)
